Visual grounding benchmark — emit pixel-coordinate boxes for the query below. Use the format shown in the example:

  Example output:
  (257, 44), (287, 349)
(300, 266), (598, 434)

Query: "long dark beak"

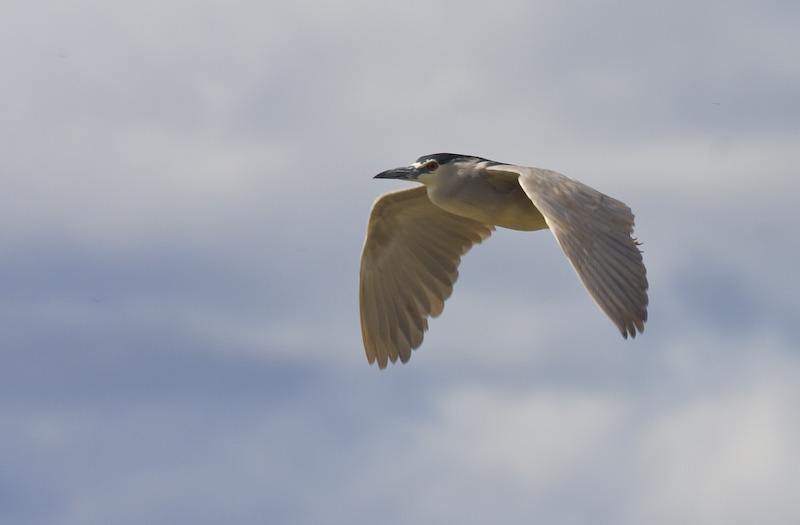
(374, 166), (418, 180)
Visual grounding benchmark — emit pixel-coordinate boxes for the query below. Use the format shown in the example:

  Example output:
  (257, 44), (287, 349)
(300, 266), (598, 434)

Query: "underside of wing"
(359, 186), (495, 368)
(488, 165), (649, 338)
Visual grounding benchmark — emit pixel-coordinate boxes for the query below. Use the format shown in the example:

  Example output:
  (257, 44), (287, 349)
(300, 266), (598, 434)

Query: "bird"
(359, 153), (648, 369)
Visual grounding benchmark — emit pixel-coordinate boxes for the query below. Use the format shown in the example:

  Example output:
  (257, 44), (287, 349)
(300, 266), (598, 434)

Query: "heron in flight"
(359, 153), (648, 368)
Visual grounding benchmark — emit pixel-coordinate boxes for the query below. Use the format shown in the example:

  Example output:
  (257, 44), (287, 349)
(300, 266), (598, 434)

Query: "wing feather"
(359, 186), (494, 368)
(488, 165), (649, 338)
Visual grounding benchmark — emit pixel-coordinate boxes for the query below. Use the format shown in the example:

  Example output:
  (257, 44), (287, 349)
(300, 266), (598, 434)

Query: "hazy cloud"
(2, 1), (799, 524)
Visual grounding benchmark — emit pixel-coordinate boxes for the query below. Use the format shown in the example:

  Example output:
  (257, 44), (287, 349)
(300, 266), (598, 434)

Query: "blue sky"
(2, 1), (799, 523)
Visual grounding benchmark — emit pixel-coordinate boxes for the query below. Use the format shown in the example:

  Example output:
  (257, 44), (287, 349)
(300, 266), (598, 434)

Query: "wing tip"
(617, 314), (647, 339)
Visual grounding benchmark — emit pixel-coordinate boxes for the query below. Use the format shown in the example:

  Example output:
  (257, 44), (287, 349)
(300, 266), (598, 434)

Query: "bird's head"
(374, 153), (489, 185)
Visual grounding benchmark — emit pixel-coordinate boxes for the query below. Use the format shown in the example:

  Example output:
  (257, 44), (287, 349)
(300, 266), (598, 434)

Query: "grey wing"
(488, 165), (649, 338)
(359, 185), (494, 368)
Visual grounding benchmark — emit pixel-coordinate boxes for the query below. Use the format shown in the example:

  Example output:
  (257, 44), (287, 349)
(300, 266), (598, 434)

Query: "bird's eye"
(426, 161), (439, 171)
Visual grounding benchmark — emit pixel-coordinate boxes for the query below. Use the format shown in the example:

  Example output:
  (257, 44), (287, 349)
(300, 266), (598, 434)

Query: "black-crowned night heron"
(359, 153), (648, 369)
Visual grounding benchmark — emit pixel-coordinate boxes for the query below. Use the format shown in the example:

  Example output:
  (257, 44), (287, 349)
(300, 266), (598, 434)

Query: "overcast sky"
(2, 1), (799, 524)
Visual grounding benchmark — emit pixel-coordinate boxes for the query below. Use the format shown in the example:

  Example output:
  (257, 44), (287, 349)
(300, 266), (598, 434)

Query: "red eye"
(426, 161), (439, 171)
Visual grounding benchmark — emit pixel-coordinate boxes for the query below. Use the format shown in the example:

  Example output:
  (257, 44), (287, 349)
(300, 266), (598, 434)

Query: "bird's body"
(425, 157), (548, 231)
(359, 154), (648, 369)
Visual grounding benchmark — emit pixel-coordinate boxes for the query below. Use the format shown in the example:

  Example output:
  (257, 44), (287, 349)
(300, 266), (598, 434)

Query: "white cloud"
(2, 1), (800, 524)
(630, 382), (800, 523)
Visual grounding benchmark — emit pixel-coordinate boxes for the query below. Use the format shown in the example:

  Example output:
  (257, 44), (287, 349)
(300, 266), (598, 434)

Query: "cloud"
(1, 1), (799, 524)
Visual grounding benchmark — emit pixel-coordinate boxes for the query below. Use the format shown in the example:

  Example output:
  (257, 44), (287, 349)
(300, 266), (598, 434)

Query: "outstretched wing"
(359, 186), (494, 368)
(488, 165), (648, 338)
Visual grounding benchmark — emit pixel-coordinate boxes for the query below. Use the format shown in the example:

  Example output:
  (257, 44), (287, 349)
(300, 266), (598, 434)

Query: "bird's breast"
(427, 179), (548, 231)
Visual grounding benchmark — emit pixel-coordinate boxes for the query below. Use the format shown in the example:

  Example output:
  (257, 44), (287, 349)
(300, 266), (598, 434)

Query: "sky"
(2, 0), (799, 523)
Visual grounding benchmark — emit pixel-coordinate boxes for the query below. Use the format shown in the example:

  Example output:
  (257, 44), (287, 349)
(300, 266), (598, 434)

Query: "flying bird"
(359, 153), (648, 368)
